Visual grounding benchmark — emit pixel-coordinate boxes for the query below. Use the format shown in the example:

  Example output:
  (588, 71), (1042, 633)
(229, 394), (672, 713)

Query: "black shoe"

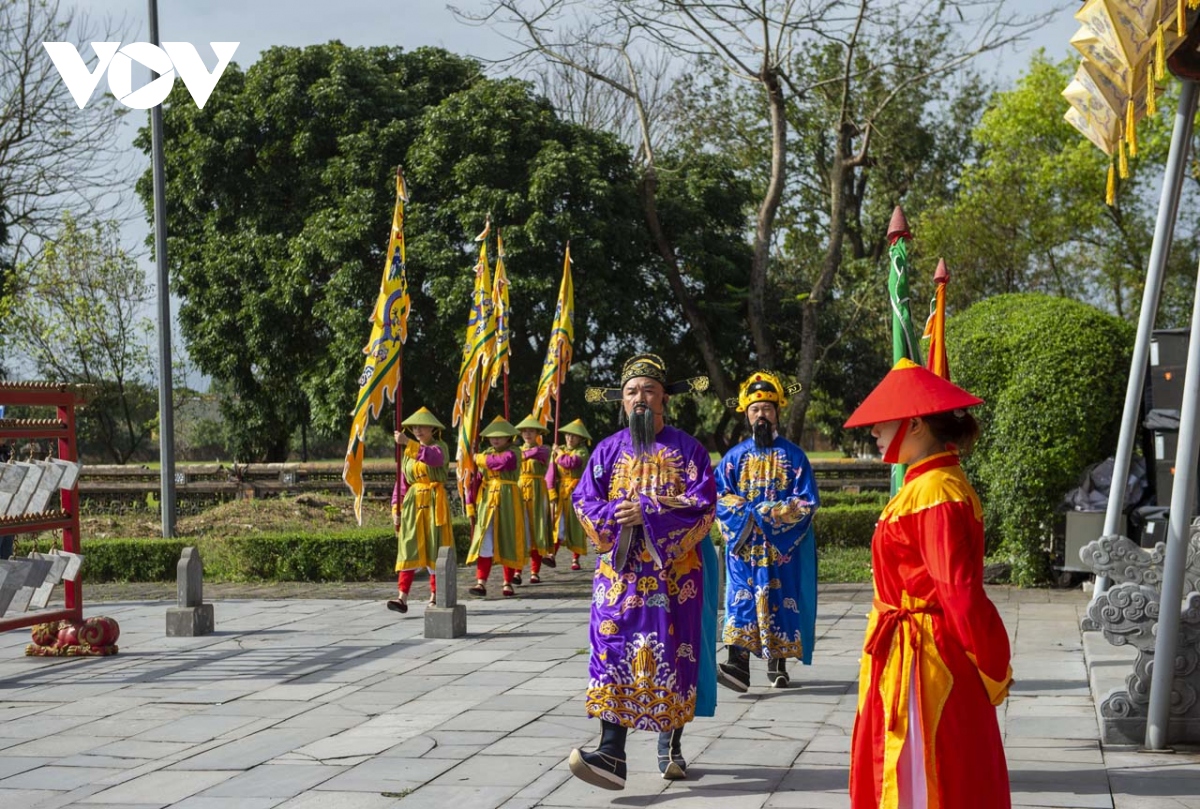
(541, 554), (557, 568)
(568, 748), (626, 790)
(717, 662), (750, 692)
(512, 572), (523, 585)
(386, 598), (407, 614)
(717, 646), (751, 692)
(768, 658), (790, 688)
(657, 728), (686, 780)
(468, 583), (486, 597)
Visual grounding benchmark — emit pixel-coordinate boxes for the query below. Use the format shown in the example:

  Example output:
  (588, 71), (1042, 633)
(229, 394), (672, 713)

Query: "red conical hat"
(844, 358), (983, 428)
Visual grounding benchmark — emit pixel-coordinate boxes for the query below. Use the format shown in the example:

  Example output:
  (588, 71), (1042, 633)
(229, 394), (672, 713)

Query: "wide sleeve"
(485, 449), (516, 472)
(640, 438), (717, 565)
(755, 447), (819, 553)
(415, 443), (444, 467)
(715, 450), (754, 552)
(917, 499), (1013, 705)
(572, 443), (621, 554)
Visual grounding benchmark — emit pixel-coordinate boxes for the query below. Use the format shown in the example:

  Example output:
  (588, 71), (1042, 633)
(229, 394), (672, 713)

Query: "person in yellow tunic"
(550, 419), (592, 571)
(515, 415), (556, 583)
(466, 417), (529, 598)
(387, 407), (453, 615)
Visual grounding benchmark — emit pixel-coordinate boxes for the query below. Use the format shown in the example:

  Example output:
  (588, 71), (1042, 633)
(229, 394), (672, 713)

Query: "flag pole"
(553, 241), (569, 448)
(553, 346), (563, 446)
(393, 167), (406, 501)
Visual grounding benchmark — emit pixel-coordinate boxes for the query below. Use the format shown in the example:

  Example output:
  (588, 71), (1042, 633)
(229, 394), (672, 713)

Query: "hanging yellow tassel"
(1180, 0), (1187, 35)
(1157, 25), (1167, 80)
(1148, 81), (1157, 116)
(1127, 99), (1138, 157)
(1119, 138), (1129, 178)
(1106, 162), (1116, 206)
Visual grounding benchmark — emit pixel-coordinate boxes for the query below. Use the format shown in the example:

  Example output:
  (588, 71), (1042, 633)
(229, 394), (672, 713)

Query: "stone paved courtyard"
(0, 583), (1197, 808)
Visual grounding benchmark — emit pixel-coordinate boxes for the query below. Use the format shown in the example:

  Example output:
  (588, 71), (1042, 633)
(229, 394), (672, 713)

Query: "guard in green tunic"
(551, 419), (592, 570)
(387, 407), (454, 615)
(466, 417), (529, 597)
(515, 415), (555, 583)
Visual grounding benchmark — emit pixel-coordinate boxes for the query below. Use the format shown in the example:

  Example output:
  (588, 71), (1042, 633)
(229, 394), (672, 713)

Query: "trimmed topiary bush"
(947, 293), (1133, 585)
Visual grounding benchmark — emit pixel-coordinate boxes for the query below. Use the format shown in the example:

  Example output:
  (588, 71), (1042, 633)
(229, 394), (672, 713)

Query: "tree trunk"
(788, 145), (852, 442)
(639, 167), (735, 404)
(749, 71), (787, 370)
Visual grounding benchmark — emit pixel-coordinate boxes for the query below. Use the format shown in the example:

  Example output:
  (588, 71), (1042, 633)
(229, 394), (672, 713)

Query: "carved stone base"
(424, 605), (466, 639)
(1086, 583), (1200, 744)
(166, 604), (214, 637)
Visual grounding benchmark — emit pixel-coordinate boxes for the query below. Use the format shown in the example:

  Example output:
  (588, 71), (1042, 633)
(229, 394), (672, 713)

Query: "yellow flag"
(342, 172), (410, 524)
(452, 222), (498, 515)
(532, 246), (574, 424)
(489, 231), (510, 388)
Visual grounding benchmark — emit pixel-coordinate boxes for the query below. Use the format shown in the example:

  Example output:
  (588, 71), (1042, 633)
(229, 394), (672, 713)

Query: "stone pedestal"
(166, 547), (214, 637)
(1080, 527), (1200, 744)
(424, 545), (466, 639)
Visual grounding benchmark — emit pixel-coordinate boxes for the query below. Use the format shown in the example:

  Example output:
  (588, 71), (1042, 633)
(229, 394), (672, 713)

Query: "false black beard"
(752, 418), (775, 449)
(628, 407), (658, 456)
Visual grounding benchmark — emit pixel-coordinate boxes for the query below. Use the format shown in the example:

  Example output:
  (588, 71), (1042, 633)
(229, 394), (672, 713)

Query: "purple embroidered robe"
(572, 425), (717, 731)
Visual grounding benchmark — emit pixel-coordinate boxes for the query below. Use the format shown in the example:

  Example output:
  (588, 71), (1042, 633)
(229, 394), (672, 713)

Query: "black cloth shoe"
(657, 727), (687, 780)
(386, 598), (407, 614)
(511, 572), (523, 585)
(541, 554), (557, 568)
(569, 748), (626, 789)
(768, 657), (790, 688)
(717, 645), (750, 692)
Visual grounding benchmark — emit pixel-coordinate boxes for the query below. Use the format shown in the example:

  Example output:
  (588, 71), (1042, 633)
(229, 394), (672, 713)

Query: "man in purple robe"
(567, 353), (717, 790)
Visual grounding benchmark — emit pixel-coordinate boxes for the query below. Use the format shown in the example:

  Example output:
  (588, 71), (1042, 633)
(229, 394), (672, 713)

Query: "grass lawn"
(818, 546), (872, 583)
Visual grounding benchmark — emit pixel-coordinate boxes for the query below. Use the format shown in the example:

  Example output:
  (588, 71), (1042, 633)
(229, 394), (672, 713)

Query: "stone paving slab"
(0, 584), (1198, 807)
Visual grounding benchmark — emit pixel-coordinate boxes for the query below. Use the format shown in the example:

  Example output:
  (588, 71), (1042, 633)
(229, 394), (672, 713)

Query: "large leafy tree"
(12, 214), (158, 462)
(139, 43), (723, 460)
(0, 1), (131, 376)
(918, 53), (1198, 326)
(470, 0), (1050, 436)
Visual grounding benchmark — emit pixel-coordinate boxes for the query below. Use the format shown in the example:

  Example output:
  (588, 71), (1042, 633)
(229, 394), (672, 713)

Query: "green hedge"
(15, 519), (476, 583)
(948, 293), (1133, 585)
(813, 504), (880, 548)
(16, 509), (879, 583)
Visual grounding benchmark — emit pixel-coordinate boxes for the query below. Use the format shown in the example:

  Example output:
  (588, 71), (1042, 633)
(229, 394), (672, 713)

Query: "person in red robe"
(844, 358), (1013, 809)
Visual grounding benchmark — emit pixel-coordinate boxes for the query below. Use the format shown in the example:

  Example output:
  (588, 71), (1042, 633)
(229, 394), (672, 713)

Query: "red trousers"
(397, 569), (436, 595)
(475, 557), (516, 584)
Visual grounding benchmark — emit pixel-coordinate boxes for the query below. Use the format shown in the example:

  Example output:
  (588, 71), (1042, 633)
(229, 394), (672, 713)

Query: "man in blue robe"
(716, 371), (819, 691)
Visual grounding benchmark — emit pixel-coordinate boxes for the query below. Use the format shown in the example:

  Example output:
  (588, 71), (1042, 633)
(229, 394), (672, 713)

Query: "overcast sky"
(73, 0), (1081, 388)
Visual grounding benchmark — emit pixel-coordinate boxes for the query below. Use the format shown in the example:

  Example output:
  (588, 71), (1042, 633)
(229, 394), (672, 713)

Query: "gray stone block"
(4, 557), (51, 615)
(178, 546), (204, 607)
(0, 561), (23, 614)
(424, 605), (467, 639)
(28, 552), (68, 609)
(166, 603), (214, 637)
(166, 546), (213, 636)
(55, 549), (83, 581)
(434, 544), (458, 608)
(424, 544), (466, 639)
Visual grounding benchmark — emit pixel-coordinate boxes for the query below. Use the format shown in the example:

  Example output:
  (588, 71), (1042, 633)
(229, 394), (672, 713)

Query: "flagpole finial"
(934, 258), (949, 284)
(887, 206), (910, 244)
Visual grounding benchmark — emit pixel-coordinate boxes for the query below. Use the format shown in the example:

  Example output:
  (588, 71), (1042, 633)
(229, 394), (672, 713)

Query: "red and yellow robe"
(850, 452), (1013, 809)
